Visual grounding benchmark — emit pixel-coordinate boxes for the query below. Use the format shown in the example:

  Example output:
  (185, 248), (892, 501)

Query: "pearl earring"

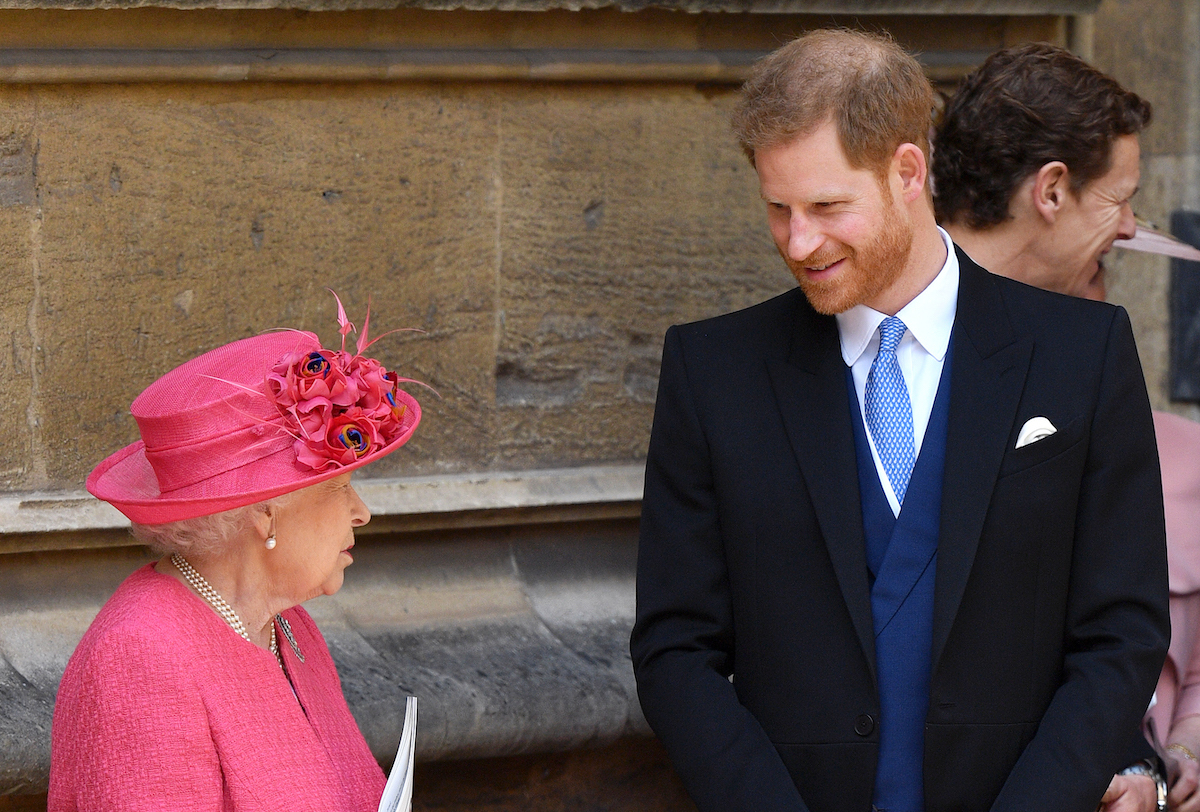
(265, 536), (277, 550)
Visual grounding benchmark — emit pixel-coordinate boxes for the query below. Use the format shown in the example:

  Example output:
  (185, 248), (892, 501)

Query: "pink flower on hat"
(267, 293), (423, 472)
(269, 351), (356, 406)
(293, 408), (386, 470)
(344, 355), (394, 417)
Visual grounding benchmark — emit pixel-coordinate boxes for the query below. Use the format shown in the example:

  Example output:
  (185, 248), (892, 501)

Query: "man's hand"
(1099, 774), (1157, 812)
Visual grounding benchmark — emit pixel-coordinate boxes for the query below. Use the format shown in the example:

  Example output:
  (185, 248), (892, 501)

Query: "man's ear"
(893, 143), (927, 203)
(1032, 161), (1071, 223)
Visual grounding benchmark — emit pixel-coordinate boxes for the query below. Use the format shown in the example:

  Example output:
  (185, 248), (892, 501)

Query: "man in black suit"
(933, 43), (1179, 812)
(630, 29), (1170, 812)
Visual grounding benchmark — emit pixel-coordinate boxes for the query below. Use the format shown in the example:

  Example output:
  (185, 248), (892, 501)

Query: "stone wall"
(1093, 0), (1200, 417)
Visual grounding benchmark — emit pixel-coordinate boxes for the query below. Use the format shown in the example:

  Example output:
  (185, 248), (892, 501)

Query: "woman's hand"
(1167, 755), (1200, 812)
(1167, 715), (1200, 812)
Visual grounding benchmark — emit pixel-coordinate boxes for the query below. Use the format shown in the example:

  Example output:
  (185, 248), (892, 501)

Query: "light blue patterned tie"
(865, 316), (916, 504)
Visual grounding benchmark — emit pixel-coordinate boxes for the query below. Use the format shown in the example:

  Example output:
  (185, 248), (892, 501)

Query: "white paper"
(378, 696), (417, 812)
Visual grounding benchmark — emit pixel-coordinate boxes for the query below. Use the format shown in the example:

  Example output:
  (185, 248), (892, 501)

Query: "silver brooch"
(276, 614), (305, 662)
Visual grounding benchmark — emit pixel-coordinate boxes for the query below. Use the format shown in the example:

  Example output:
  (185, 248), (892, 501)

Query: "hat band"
(144, 420), (295, 496)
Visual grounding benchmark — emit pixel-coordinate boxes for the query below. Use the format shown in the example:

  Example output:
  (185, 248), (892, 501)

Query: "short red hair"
(731, 28), (936, 176)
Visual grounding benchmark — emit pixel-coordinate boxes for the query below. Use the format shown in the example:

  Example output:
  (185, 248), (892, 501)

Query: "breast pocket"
(996, 414), (1087, 479)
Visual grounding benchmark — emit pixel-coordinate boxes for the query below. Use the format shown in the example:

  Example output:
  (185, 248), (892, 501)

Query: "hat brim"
(1114, 224), (1200, 261)
(87, 394), (421, 525)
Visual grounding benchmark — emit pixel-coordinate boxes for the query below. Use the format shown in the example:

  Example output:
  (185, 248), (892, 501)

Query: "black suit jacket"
(630, 252), (1170, 812)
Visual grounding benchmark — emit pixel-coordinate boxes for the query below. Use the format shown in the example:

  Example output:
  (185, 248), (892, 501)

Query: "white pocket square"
(1015, 416), (1057, 449)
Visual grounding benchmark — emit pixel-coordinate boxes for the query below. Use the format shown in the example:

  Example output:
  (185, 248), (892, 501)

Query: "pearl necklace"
(171, 553), (281, 667)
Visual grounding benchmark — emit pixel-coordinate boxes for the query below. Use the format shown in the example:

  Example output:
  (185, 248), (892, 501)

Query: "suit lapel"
(767, 299), (875, 676)
(931, 253), (1032, 671)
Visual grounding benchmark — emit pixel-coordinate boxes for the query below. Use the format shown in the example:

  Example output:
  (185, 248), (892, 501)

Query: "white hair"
(130, 501), (267, 557)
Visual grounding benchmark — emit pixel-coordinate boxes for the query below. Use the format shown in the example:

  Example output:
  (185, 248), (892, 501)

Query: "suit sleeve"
(990, 307), (1170, 811)
(630, 325), (811, 812)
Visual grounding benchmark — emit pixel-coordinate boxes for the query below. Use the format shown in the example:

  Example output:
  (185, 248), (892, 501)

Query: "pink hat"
(88, 312), (421, 525)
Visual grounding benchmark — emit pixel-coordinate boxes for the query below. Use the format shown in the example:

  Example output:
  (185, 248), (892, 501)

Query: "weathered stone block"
(495, 85), (791, 468)
(20, 83), (500, 487)
(0, 93), (40, 490)
(0, 208), (36, 491)
(1092, 0), (1200, 158)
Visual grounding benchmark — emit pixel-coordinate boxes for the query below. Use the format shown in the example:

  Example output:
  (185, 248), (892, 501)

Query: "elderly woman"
(48, 311), (420, 812)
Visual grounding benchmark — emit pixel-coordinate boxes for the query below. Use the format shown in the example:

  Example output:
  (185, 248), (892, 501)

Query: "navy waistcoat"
(845, 343), (952, 812)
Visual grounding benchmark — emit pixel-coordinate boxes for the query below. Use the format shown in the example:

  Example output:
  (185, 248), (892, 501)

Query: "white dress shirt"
(835, 227), (959, 516)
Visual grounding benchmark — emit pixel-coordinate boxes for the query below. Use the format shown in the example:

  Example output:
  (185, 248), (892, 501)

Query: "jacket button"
(854, 714), (875, 736)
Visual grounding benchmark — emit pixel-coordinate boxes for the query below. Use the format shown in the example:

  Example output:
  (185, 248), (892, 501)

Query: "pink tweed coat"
(1147, 411), (1200, 737)
(49, 564), (386, 811)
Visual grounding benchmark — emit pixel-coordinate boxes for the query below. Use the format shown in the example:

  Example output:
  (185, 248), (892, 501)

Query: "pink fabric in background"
(49, 564), (386, 811)
(1147, 411), (1200, 736)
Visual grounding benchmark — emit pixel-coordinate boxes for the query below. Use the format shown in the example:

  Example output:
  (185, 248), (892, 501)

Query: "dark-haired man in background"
(632, 29), (1169, 812)
(933, 41), (1148, 303)
(934, 42), (1199, 812)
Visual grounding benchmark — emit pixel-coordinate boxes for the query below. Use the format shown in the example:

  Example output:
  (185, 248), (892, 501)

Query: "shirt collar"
(835, 226), (959, 366)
